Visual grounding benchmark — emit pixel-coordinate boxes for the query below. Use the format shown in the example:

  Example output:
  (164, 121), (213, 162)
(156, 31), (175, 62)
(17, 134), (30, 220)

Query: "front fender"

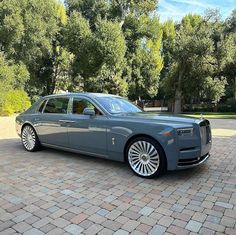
(106, 120), (177, 163)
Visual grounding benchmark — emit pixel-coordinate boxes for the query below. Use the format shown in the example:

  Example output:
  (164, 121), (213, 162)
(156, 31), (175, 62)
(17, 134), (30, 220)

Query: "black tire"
(126, 137), (166, 178)
(21, 125), (41, 152)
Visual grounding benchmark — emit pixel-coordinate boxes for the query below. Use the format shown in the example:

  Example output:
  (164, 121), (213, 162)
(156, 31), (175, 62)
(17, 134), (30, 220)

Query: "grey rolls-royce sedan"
(16, 93), (212, 178)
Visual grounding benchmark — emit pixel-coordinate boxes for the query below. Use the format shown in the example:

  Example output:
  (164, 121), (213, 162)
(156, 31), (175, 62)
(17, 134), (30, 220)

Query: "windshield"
(97, 97), (143, 114)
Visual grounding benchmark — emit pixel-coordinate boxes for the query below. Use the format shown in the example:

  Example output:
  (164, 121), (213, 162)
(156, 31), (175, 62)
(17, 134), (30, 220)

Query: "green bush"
(218, 99), (236, 112)
(183, 100), (236, 113)
(0, 90), (31, 116)
(183, 103), (213, 112)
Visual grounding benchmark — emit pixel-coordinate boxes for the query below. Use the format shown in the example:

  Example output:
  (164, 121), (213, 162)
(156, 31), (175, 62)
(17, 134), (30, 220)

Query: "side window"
(72, 98), (102, 115)
(44, 97), (69, 114)
(38, 100), (47, 113)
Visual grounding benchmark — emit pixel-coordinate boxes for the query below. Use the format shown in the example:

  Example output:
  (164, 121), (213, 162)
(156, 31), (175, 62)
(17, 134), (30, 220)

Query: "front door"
(67, 97), (108, 157)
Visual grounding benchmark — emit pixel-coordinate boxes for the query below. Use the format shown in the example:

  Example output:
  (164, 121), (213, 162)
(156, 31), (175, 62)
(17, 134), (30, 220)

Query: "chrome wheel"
(21, 126), (36, 151)
(128, 140), (160, 177)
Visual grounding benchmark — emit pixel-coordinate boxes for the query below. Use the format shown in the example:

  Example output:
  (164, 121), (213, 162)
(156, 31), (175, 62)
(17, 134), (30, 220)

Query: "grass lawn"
(179, 112), (236, 119)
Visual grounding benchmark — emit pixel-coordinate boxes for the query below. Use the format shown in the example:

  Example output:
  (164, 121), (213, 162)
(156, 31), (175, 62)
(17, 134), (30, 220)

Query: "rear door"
(35, 96), (70, 147)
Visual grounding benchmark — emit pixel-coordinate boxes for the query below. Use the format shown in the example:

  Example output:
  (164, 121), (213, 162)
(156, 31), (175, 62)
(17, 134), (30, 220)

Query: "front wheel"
(126, 137), (166, 178)
(21, 125), (41, 152)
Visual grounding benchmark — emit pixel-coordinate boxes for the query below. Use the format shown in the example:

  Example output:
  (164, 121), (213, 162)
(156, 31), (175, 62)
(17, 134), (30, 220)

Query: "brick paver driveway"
(0, 118), (235, 235)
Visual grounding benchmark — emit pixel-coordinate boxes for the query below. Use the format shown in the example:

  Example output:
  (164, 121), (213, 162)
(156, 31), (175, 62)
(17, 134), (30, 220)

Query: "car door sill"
(41, 143), (109, 159)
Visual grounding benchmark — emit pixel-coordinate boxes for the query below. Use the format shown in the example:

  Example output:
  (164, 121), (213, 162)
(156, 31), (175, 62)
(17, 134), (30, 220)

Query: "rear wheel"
(21, 125), (41, 152)
(126, 137), (166, 178)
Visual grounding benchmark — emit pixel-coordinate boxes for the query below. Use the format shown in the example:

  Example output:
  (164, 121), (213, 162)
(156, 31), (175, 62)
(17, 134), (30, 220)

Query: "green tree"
(0, 0), (70, 97)
(202, 77), (227, 103)
(0, 53), (29, 91)
(126, 16), (163, 99)
(65, 0), (110, 28)
(0, 53), (30, 115)
(202, 10), (229, 109)
(64, 12), (127, 94)
(162, 14), (230, 113)
(163, 15), (215, 113)
(223, 10), (236, 102)
(225, 9), (236, 33)
(223, 34), (236, 101)
(66, 0), (157, 27)
(64, 12), (100, 85)
(65, 0), (162, 98)
(92, 20), (127, 95)
(159, 20), (175, 100)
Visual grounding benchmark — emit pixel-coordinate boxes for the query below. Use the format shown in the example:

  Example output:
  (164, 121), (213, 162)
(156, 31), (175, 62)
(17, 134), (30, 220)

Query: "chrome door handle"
(59, 120), (75, 123)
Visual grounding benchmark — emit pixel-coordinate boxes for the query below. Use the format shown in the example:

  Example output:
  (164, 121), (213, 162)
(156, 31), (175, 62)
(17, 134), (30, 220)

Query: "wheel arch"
(21, 121), (41, 152)
(123, 134), (167, 170)
(21, 122), (37, 135)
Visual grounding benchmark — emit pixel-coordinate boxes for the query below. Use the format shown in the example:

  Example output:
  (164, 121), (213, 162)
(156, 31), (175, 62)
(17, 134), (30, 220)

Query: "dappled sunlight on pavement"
(0, 115), (19, 140)
(212, 129), (236, 137)
(0, 117), (235, 234)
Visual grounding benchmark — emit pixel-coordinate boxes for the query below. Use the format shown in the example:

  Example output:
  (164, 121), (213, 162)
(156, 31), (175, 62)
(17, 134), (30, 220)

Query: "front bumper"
(177, 153), (210, 169)
(175, 119), (211, 170)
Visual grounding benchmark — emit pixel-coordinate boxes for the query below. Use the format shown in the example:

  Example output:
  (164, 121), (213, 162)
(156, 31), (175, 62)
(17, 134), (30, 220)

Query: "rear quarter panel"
(15, 114), (37, 137)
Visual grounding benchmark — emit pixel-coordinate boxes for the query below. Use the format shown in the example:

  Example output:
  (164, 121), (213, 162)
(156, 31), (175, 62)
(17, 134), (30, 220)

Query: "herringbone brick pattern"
(0, 119), (235, 234)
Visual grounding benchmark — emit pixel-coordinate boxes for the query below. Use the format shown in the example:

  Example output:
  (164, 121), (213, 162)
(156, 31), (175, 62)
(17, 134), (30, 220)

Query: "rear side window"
(44, 97), (69, 114)
(38, 100), (47, 113)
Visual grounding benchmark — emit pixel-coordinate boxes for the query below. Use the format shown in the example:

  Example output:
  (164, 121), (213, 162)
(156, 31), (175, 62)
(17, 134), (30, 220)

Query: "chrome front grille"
(200, 120), (211, 144)
(206, 125), (211, 143)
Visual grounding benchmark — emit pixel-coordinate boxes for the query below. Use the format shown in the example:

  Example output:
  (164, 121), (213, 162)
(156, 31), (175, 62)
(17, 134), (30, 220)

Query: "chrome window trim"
(70, 96), (106, 116)
(37, 99), (47, 113)
(42, 96), (70, 115)
(95, 96), (143, 115)
(41, 99), (48, 113)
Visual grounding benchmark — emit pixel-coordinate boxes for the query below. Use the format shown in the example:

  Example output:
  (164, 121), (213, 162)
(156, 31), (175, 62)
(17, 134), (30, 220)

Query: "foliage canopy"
(0, 0), (236, 114)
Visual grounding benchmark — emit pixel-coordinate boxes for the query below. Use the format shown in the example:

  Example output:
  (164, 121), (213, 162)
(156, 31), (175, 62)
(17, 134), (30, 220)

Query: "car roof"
(43, 92), (120, 99)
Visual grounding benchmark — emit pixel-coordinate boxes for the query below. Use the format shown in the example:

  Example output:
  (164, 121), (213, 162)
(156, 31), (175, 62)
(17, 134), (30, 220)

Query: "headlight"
(177, 128), (193, 136)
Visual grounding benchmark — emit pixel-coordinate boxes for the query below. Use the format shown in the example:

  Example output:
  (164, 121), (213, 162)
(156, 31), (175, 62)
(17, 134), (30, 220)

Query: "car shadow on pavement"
(0, 138), (209, 181)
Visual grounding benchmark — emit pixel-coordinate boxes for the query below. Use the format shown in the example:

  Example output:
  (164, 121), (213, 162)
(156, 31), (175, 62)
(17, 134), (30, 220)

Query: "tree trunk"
(174, 69), (184, 114)
(174, 89), (182, 114)
(47, 67), (57, 95)
(118, 2), (130, 29)
(235, 77), (236, 100)
(119, 19), (125, 29)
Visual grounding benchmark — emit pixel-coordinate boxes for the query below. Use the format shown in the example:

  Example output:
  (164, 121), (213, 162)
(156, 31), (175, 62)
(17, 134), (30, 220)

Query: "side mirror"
(83, 107), (95, 116)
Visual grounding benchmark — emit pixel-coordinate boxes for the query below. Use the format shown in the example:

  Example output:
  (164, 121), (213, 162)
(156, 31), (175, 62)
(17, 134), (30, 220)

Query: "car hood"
(113, 112), (202, 127)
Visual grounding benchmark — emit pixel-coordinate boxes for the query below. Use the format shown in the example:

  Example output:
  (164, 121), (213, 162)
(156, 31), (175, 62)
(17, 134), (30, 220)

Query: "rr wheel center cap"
(140, 154), (149, 163)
